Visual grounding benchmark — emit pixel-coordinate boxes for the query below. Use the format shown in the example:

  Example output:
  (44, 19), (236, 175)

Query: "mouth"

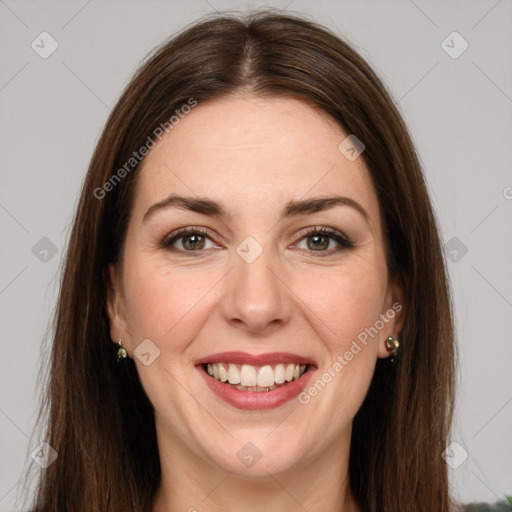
(201, 361), (310, 392)
(195, 352), (317, 410)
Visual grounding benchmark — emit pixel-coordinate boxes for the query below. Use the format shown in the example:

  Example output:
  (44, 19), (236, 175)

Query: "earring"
(385, 336), (400, 363)
(117, 339), (128, 362)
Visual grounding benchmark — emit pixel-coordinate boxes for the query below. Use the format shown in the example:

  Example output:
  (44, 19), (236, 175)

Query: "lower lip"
(197, 364), (315, 410)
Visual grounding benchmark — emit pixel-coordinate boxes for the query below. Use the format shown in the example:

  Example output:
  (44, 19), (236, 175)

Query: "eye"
(160, 225), (355, 257)
(160, 227), (220, 253)
(294, 226), (355, 256)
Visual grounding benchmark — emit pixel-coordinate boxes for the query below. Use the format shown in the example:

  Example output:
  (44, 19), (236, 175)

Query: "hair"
(26, 8), (457, 512)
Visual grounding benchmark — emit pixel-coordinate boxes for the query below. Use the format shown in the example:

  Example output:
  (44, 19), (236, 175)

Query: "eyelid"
(294, 225), (349, 240)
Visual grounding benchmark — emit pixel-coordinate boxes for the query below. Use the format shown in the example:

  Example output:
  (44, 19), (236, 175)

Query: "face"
(106, 94), (404, 478)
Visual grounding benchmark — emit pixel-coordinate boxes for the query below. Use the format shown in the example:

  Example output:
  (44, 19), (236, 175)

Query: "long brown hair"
(27, 8), (457, 512)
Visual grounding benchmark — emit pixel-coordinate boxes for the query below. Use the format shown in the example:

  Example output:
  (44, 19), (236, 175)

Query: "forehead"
(133, 94), (380, 226)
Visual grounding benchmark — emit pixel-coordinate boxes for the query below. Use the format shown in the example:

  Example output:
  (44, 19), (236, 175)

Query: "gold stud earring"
(117, 339), (128, 362)
(385, 336), (400, 363)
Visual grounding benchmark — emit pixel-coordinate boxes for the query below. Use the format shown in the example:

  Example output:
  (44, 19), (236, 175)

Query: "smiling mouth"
(201, 362), (310, 392)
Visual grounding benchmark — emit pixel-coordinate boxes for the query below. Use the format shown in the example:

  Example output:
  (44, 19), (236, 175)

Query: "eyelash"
(160, 226), (356, 258)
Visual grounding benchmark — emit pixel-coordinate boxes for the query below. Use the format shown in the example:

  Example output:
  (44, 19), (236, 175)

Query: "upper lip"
(195, 351), (317, 367)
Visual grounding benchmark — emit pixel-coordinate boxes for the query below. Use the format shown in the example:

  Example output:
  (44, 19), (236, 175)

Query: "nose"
(219, 243), (292, 335)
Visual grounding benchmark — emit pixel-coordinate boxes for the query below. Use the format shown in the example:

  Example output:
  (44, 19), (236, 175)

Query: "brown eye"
(161, 227), (219, 253)
(181, 233), (206, 250)
(295, 227), (355, 256)
(306, 234), (331, 251)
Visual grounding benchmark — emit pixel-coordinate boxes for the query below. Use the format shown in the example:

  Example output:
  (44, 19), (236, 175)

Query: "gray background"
(1, 0), (511, 509)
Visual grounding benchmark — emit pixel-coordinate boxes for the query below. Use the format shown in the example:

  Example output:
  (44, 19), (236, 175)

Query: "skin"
(106, 94), (405, 512)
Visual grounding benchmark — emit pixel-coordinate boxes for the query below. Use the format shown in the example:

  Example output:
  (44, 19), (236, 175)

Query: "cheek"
(296, 262), (387, 348)
(295, 268), (384, 424)
(123, 260), (222, 350)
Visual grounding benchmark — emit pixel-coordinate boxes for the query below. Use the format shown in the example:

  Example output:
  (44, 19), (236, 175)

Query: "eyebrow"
(142, 193), (370, 225)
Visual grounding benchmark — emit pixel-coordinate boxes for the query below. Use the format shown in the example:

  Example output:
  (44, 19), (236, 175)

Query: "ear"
(105, 263), (132, 353)
(377, 274), (406, 359)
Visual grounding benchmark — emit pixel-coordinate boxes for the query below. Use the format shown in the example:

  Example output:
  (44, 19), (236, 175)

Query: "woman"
(28, 9), (457, 512)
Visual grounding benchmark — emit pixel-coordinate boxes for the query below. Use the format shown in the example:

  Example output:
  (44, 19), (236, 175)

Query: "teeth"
(227, 363), (240, 384)
(218, 363), (228, 382)
(274, 364), (285, 384)
(240, 365), (257, 386)
(206, 362), (308, 388)
(285, 363), (294, 382)
(257, 365), (274, 387)
(234, 384), (278, 392)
